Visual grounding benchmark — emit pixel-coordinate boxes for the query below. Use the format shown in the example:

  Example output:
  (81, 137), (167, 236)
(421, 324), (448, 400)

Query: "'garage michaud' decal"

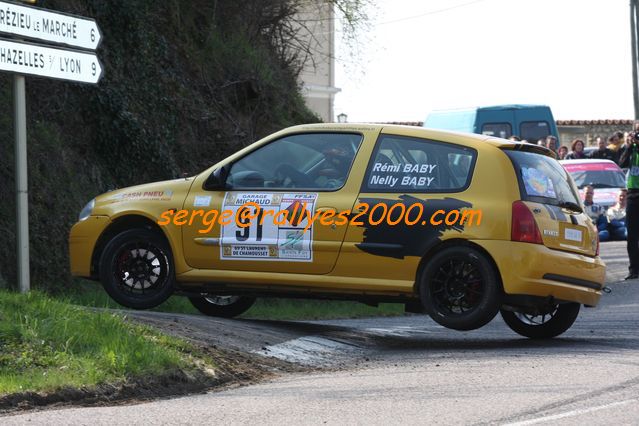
(355, 195), (473, 259)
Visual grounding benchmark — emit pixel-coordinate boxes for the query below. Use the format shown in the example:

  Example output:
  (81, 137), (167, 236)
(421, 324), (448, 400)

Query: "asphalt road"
(5, 241), (639, 425)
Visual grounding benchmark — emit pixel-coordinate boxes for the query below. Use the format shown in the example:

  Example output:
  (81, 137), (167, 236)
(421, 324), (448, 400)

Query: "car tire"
(500, 303), (580, 339)
(99, 228), (175, 310)
(420, 246), (502, 331)
(188, 295), (256, 318)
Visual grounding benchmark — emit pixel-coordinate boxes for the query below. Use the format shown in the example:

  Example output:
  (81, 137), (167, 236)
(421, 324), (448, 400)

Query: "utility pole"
(632, 0), (639, 119)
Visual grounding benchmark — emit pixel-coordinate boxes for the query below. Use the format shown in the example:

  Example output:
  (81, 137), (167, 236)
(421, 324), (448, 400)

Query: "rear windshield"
(506, 151), (580, 207)
(520, 121), (551, 141)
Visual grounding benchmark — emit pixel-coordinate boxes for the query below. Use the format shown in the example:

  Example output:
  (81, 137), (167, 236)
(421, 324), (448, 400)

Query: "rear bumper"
(474, 240), (606, 306)
(69, 216), (111, 278)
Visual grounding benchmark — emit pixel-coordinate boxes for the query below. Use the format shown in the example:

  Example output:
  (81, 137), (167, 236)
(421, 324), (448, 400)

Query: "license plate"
(564, 228), (582, 242)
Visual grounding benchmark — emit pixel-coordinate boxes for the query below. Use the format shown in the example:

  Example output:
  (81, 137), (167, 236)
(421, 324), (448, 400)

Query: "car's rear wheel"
(99, 228), (175, 309)
(189, 295), (256, 318)
(420, 246), (502, 331)
(500, 303), (580, 339)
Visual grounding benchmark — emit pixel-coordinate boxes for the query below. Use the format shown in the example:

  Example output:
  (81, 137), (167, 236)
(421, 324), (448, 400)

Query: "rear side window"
(481, 123), (511, 139)
(520, 121), (551, 141)
(506, 151), (580, 207)
(362, 135), (476, 193)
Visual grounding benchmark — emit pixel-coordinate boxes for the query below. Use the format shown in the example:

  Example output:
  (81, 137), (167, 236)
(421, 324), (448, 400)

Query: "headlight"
(78, 199), (95, 221)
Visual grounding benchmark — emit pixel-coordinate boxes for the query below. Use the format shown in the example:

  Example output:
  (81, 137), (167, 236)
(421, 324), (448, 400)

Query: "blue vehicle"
(424, 104), (558, 141)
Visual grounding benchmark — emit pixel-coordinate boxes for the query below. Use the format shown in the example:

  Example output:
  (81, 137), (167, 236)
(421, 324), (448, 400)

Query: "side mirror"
(203, 165), (229, 191)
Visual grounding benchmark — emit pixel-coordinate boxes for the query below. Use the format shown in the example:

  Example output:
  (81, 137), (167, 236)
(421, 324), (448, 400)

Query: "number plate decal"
(220, 192), (317, 261)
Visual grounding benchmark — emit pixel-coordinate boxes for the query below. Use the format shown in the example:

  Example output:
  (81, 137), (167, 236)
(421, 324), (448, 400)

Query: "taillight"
(511, 201), (543, 244)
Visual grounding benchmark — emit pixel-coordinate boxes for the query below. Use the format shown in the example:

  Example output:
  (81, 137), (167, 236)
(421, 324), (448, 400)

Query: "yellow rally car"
(69, 124), (606, 338)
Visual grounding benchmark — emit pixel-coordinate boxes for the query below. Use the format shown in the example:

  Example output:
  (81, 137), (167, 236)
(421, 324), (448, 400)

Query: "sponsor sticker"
(111, 190), (173, 202)
(193, 195), (212, 207)
(220, 192), (318, 261)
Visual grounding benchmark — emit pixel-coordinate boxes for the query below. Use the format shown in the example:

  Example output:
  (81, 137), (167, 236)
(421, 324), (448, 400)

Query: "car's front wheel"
(99, 228), (175, 309)
(188, 295), (256, 318)
(420, 246), (502, 331)
(500, 303), (580, 339)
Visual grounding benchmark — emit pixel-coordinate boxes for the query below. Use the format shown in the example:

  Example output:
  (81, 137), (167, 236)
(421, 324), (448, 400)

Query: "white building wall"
(295, 1), (340, 122)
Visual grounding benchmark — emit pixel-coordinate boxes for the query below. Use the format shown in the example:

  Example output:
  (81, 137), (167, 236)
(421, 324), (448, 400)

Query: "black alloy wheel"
(500, 303), (581, 339)
(189, 295), (256, 318)
(99, 228), (175, 309)
(420, 246), (501, 331)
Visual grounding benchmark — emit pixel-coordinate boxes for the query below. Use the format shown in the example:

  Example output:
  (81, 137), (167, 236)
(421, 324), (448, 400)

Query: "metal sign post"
(0, 0), (103, 293)
(14, 73), (29, 293)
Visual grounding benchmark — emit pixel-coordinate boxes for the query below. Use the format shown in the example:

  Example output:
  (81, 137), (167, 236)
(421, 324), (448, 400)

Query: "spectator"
(545, 135), (558, 153)
(565, 138), (587, 159)
(607, 133), (623, 163)
(619, 133), (639, 279)
(557, 145), (568, 160)
(616, 132), (633, 166)
(606, 189), (628, 240)
(537, 138), (546, 146)
(508, 135), (521, 141)
(589, 136), (615, 161)
(583, 185), (610, 241)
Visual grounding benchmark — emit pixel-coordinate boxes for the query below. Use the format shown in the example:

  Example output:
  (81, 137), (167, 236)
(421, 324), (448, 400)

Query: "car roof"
(283, 123), (554, 155)
(559, 159), (623, 171)
(559, 159), (618, 165)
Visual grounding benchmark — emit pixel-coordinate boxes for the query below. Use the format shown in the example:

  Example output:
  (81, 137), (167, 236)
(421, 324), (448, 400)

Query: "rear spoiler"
(501, 142), (557, 159)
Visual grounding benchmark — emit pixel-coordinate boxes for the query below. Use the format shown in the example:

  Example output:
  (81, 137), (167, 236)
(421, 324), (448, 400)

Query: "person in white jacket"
(606, 189), (628, 240)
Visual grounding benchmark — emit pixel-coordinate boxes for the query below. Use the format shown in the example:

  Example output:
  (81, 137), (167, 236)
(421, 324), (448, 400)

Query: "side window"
(226, 133), (362, 190)
(362, 135), (476, 193)
(481, 123), (512, 139)
(520, 121), (550, 141)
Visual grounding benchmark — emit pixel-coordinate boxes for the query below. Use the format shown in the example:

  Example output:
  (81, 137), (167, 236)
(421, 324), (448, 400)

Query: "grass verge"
(0, 290), (213, 396)
(65, 280), (407, 320)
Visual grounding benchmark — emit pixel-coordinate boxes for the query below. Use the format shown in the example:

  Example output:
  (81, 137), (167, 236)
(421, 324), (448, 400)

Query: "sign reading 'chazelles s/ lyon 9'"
(0, 0), (101, 50)
(0, 37), (102, 83)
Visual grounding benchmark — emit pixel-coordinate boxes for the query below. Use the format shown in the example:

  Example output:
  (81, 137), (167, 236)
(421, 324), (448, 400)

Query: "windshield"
(565, 169), (626, 189)
(506, 150), (581, 208)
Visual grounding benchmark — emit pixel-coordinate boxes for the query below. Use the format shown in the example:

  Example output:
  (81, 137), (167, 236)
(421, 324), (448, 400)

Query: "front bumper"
(69, 215), (111, 278)
(475, 240), (606, 307)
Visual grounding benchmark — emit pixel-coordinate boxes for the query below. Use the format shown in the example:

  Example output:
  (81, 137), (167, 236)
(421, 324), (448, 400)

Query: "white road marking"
(254, 325), (448, 365)
(364, 327), (435, 336)
(607, 303), (639, 309)
(253, 336), (363, 366)
(506, 398), (638, 425)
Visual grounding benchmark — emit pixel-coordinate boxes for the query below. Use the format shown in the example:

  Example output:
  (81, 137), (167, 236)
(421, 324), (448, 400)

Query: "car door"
(332, 132), (478, 288)
(181, 131), (369, 274)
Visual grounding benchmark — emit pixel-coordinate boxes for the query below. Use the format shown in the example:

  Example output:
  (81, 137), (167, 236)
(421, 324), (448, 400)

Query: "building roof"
(556, 119), (635, 126)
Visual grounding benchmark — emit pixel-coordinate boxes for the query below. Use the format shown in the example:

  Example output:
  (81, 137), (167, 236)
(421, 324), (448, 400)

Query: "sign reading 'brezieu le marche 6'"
(0, 0), (101, 50)
(0, 37), (102, 83)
